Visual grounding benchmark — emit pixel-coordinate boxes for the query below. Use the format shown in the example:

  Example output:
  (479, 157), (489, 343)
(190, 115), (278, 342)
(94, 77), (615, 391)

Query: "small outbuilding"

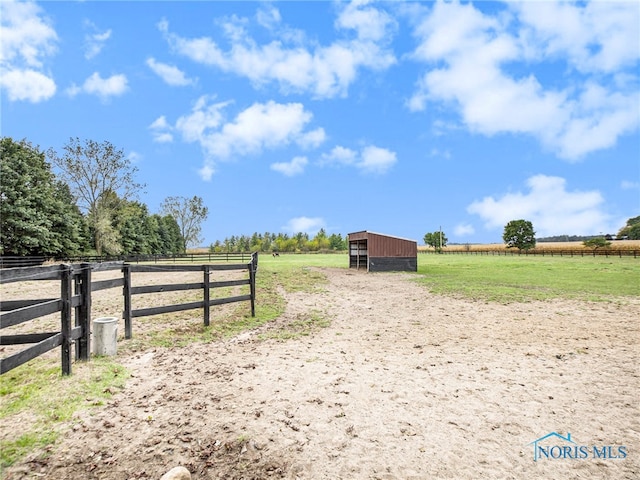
(348, 231), (417, 272)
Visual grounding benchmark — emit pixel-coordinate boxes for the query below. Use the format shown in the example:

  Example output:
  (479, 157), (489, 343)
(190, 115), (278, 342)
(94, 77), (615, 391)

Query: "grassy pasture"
(419, 239), (640, 253)
(261, 252), (639, 303)
(416, 254), (639, 303)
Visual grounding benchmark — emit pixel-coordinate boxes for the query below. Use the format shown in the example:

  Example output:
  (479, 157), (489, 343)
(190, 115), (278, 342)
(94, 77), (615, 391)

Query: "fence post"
(73, 270), (82, 361)
(76, 263), (92, 361)
(123, 263), (132, 339)
(249, 254), (257, 317)
(203, 265), (210, 326)
(61, 264), (73, 375)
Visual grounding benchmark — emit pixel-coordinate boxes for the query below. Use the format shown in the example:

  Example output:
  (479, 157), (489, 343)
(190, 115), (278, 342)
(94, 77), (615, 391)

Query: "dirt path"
(5, 268), (639, 479)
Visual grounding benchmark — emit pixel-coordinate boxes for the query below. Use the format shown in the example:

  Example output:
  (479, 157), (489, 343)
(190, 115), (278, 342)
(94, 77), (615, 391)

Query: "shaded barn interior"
(348, 231), (417, 272)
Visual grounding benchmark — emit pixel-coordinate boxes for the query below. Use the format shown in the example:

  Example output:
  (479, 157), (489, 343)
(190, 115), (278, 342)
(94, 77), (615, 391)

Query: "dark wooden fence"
(0, 263), (95, 375)
(0, 256), (48, 268)
(60, 252), (256, 265)
(420, 249), (639, 258)
(0, 253), (258, 376)
(121, 257), (258, 339)
(0, 252), (255, 269)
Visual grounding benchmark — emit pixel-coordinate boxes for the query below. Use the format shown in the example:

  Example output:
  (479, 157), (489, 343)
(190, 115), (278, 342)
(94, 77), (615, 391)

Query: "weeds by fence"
(0, 253), (258, 376)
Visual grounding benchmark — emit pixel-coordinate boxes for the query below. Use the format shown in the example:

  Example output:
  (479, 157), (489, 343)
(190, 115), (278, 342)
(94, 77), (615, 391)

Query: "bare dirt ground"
(3, 267), (639, 479)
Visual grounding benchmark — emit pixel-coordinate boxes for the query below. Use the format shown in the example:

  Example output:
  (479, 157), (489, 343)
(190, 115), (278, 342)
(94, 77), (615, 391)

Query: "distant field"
(190, 240), (640, 256)
(419, 239), (640, 253)
(257, 252), (639, 303)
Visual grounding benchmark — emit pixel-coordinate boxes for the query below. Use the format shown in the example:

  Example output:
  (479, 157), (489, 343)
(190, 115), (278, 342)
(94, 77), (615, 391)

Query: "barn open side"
(347, 231), (417, 272)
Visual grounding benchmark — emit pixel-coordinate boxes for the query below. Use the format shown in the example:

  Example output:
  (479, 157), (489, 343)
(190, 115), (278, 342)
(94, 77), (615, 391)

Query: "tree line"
(425, 216), (639, 253)
(209, 229), (348, 253)
(1, 136), (344, 259)
(0, 137), (207, 258)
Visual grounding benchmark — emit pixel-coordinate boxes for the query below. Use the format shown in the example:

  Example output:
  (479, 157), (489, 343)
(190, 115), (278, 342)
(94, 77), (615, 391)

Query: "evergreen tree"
(1, 137), (87, 257)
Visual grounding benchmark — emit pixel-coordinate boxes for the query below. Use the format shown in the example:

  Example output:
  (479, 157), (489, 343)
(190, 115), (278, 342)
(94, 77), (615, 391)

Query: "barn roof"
(347, 230), (417, 244)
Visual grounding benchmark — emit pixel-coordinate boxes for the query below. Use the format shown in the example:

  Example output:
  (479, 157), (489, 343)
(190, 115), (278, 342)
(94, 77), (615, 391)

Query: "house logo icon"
(528, 432), (576, 462)
(528, 431), (628, 461)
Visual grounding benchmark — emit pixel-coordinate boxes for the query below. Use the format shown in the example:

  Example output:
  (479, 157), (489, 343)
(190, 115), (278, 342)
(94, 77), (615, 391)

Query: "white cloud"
(83, 20), (111, 59)
(359, 145), (397, 174)
(321, 146), (358, 166)
(67, 72), (128, 100)
(454, 223), (475, 237)
(175, 96), (229, 143)
(0, 68), (56, 102)
(146, 57), (194, 86)
(335, 0), (396, 42)
(409, 1), (640, 160)
(0, 0), (57, 102)
(198, 164), (215, 182)
(284, 216), (326, 235)
(201, 100), (322, 158)
(621, 180), (639, 190)
(161, 97), (324, 180)
(149, 115), (174, 143)
(270, 156), (308, 177)
(514, 1), (639, 74)
(298, 128), (327, 149)
(160, 1), (395, 98)
(320, 144), (396, 174)
(256, 5), (281, 30)
(467, 174), (618, 237)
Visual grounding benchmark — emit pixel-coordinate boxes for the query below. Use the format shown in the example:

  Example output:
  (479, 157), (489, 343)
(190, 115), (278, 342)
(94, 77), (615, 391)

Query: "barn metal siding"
(348, 231), (369, 242)
(367, 232), (416, 258)
(347, 231), (417, 272)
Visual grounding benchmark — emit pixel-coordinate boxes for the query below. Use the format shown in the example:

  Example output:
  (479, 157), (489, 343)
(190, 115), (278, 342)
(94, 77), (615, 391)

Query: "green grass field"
(259, 252), (639, 303)
(416, 254), (639, 303)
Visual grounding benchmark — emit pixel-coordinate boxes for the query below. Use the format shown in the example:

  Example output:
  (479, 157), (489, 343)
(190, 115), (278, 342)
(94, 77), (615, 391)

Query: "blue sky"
(1, 0), (639, 245)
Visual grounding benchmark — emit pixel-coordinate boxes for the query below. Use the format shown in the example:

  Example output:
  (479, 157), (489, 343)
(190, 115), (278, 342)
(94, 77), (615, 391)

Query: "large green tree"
(503, 219), (536, 250)
(617, 216), (640, 240)
(161, 196), (208, 251)
(1, 137), (88, 257)
(47, 138), (144, 255)
(424, 230), (448, 252)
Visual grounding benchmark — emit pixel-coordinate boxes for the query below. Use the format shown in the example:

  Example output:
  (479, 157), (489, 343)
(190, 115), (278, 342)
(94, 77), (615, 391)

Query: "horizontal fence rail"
(59, 252), (256, 265)
(1, 252), (256, 269)
(0, 256), (48, 269)
(0, 254), (258, 376)
(123, 257), (257, 338)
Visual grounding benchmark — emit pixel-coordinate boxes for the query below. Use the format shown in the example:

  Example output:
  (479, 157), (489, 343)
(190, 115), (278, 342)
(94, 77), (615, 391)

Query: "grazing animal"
(272, 252), (280, 257)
